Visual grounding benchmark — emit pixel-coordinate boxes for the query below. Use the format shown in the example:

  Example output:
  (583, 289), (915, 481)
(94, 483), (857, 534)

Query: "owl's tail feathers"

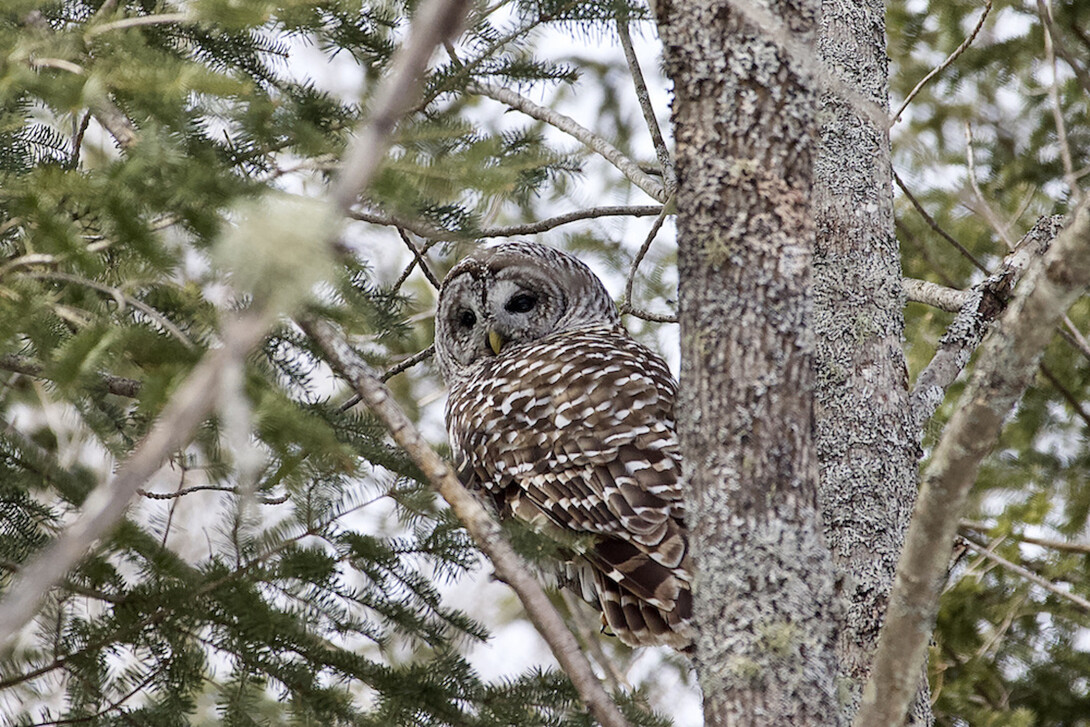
(587, 536), (693, 651)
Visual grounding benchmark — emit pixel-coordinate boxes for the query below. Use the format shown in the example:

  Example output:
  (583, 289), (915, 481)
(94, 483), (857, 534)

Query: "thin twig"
(960, 520), (1090, 556)
(855, 200), (1090, 727)
(964, 123), (1016, 249)
(300, 317), (630, 727)
(895, 170), (990, 273)
(339, 345), (437, 412)
(890, 0), (993, 126)
(352, 205), (665, 241)
(958, 533), (1090, 614)
(621, 203), (672, 319)
(616, 18), (675, 193)
(1035, 0), (1090, 99)
(1039, 363), (1090, 430)
(395, 228), (442, 289)
(1039, 0), (1083, 206)
(468, 82), (667, 203)
(138, 483), (290, 504)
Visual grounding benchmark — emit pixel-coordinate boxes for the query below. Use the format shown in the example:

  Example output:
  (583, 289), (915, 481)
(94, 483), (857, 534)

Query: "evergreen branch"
(957, 534), (1090, 614)
(0, 311), (272, 652)
(616, 18), (675, 193)
(909, 215), (1064, 431)
(331, 0), (472, 215)
(0, 354), (143, 398)
(890, 0), (993, 127)
(902, 278), (969, 312)
(84, 13), (189, 39)
(894, 170), (990, 273)
(26, 272), (196, 351)
(299, 316), (632, 727)
(959, 520), (1090, 556)
(856, 200), (1090, 727)
(467, 82), (668, 203)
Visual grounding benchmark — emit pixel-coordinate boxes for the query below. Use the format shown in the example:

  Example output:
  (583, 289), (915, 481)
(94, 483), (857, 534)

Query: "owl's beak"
(487, 329), (504, 355)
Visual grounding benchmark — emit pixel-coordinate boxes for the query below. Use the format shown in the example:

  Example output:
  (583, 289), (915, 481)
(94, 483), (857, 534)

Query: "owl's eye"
(505, 293), (537, 313)
(458, 310), (477, 328)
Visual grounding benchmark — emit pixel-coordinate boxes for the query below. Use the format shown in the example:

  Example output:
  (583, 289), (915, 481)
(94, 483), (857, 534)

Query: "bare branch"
(855, 200), (1090, 727)
(902, 278), (970, 312)
(890, 0), (992, 127)
(351, 205), (666, 241)
(139, 483), (290, 504)
(299, 317), (631, 727)
(84, 12), (189, 38)
(395, 228), (442, 290)
(0, 311), (271, 650)
(910, 215), (1064, 429)
(1040, 1), (1083, 206)
(1035, 0), (1090, 99)
(0, 353), (142, 398)
(467, 82), (668, 203)
(616, 18), (675, 193)
(621, 202), (672, 319)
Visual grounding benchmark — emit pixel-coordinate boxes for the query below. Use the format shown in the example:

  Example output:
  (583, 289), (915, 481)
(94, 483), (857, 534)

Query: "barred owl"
(434, 241), (692, 650)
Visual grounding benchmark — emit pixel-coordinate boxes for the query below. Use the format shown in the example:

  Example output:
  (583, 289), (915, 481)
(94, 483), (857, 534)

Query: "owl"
(434, 241), (692, 650)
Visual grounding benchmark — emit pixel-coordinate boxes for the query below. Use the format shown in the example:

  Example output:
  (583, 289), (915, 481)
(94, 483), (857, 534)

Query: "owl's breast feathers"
(445, 323), (693, 649)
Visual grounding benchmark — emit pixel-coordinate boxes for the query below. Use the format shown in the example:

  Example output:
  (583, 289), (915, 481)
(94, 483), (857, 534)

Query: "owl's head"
(434, 241), (619, 383)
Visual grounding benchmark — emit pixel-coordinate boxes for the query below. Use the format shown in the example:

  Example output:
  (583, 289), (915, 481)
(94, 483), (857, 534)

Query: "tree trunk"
(811, 0), (931, 722)
(656, 0), (841, 723)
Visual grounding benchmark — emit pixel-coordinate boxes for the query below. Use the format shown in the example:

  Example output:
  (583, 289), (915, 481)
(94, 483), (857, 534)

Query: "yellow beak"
(487, 329), (504, 356)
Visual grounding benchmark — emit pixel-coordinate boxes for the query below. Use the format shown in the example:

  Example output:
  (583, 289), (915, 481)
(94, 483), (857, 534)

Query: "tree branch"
(909, 215), (1065, 430)
(855, 199), (1090, 727)
(957, 534), (1090, 614)
(616, 17), (675, 193)
(298, 317), (631, 727)
(467, 82), (668, 203)
(351, 204), (666, 240)
(902, 278), (970, 312)
(0, 354), (143, 398)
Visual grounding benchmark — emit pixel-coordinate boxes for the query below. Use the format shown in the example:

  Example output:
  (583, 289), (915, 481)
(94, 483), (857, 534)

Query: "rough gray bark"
(856, 201), (1090, 727)
(656, 0), (840, 723)
(810, 0), (927, 721)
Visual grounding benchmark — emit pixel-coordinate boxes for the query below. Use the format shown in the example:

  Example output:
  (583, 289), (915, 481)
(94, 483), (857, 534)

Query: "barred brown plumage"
(434, 241), (692, 650)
